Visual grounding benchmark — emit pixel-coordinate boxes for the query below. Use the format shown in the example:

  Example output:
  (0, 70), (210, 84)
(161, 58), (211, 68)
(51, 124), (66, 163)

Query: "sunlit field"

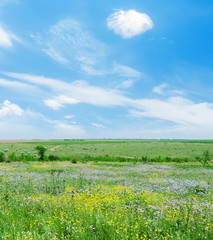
(0, 161), (212, 239)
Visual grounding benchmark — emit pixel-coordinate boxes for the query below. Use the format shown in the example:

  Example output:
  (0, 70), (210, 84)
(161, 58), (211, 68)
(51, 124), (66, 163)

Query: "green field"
(0, 140), (213, 239)
(0, 139), (213, 160)
(0, 161), (212, 239)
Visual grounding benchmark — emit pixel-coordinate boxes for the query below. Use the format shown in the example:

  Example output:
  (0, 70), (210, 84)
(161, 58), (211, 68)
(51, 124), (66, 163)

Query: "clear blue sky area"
(0, 0), (213, 139)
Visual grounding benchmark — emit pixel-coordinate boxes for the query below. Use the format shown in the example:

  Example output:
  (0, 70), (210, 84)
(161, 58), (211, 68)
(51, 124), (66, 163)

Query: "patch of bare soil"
(49, 145), (62, 151)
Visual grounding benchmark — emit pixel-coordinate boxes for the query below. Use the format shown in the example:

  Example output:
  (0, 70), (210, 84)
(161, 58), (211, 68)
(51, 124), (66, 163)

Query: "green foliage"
(0, 152), (5, 162)
(8, 152), (19, 162)
(34, 145), (47, 161)
(71, 158), (77, 164)
(48, 154), (60, 161)
(202, 150), (211, 166)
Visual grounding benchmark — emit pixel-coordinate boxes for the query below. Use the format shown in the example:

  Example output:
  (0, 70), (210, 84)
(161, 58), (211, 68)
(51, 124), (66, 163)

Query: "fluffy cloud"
(107, 9), (153, 38)
(0, 100), (23, 117)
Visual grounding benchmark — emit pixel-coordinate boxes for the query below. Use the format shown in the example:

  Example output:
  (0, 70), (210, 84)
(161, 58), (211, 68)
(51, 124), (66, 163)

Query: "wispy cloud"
(64, 115), (75, 119)
(44, 95), (79, 110)
(152, 83), (168, 94)
(32, 18), (107, 74)
(0, 77), (39, 91)
(91, 122), (105, 128)
(107, 9), (154, 38)
(117, 79), (135, 89)
(3, 71), (213, 135)
(2, 72), (131, 109)
(130, 96), (213, 127)
(0, 26), (18, 48)
(0, 106), (86, 139)
(113, 63), (142, 78)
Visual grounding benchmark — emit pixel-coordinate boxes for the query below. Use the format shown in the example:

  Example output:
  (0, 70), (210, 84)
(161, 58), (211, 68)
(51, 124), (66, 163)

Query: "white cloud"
(0, 100), (23, 117)
(0, 26), (13, 47)
(42, 47), (69, 64)
(113, 63), (142, 78)
(44, 95), (79, 110)
(130, 96), (213, 127)
(65, 115), (75, 119)
(117, 79), (135, 89)
(3, 71), (213, 138)
(2, 72), (131, 109)
(81, 65), (105, 76)
(91, 123), (105, 128)
(0, 77), (39, 91)
(152, 83), (168, 94)
(43, 80), (130, 109)
(33, 18), (107, 74)
(0, 110), (86, 139)
(107, 9), (153, 38)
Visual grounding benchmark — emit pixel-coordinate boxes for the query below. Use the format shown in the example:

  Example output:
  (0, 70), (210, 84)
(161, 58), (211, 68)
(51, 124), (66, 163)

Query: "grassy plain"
(0, 161), (212, 239)
(0, 139), (213, 160)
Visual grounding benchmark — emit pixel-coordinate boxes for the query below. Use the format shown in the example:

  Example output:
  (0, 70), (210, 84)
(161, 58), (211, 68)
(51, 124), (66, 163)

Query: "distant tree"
(202, 150), (211, 166)
(35, 145), (47, 161)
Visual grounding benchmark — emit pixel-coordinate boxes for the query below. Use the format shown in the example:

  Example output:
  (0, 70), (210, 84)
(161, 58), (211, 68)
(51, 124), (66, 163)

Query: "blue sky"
(0, 0), (213, 139)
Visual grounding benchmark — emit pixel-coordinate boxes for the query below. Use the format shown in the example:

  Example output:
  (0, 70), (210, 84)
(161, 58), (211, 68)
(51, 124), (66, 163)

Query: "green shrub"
(202, 150), (211, 166)
(8, 152), (19, 162)
(48, 154), (60, 161)
(72, 158), (77, 164)
(34, 145), (47, 161)
(0, 152), (5, 162)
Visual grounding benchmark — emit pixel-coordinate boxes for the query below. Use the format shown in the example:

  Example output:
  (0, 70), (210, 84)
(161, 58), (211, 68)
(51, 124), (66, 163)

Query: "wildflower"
(57, 173), (60, 176)
(51, 172), (53, 175)
(39, 223), (43, 226)
(20, 175), (23, 177)
(192, 197), (194, 200)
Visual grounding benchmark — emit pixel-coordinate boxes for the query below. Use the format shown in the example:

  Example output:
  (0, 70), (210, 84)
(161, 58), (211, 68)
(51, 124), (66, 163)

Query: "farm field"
(0, 139), (213, 160)
(0, 161), (213, 239)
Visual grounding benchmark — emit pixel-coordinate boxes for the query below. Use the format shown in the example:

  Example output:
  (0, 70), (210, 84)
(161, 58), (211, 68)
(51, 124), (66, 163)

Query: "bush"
(8, 152), (19, 162)
(34, 145), (47, 161)
(48, 155), (60, 161)
(72, 158), (77, 164)
(0, 152), (5, 162)
(202, 150), (211, 166)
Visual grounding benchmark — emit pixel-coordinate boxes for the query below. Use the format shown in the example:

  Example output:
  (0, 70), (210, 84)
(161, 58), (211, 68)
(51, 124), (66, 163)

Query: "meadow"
(0, 140), (213, 239)
(0, 139), (213, 162)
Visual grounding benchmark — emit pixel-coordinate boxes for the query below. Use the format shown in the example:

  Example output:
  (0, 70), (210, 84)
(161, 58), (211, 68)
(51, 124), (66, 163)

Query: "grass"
(0, 161), (212, 239)
(0, 139), (213, 160)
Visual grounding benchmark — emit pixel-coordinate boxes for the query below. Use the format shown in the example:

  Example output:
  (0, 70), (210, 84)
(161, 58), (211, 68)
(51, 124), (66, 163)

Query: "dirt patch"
(49, 145), (62, 151)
